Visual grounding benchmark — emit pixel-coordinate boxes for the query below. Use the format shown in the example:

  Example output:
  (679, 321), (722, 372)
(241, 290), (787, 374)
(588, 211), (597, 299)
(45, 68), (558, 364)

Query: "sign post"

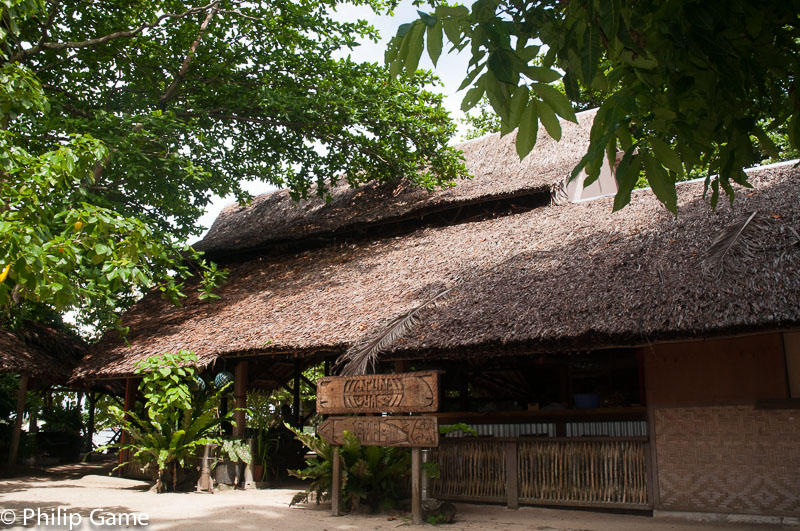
(316, 370), (439, 414)
(317, 371), (440, 524)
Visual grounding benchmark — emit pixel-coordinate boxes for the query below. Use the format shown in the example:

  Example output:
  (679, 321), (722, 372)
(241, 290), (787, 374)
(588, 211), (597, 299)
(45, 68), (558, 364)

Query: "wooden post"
(119, 377), (137, 475)
(8, 374), (29, 465)
(292, 359), (301, 427)
(196, 443), (213, 492)
(27, 396), (38, 434)
(331, 446), (341, 516)
(505, 440), (519, 510)
(412, 447), (422, 524)
(233, 361), (252, 488)
(85, 392), (96, 458)
(233, 361), (248, 438)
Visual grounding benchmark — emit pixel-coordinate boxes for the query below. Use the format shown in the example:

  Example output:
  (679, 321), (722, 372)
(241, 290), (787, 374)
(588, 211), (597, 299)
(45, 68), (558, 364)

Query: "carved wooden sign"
(318, 416), (438, 448)
(316, 371), (440, 414)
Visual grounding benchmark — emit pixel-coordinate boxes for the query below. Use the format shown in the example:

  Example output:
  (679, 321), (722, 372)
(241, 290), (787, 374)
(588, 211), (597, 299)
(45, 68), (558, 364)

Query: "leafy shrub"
(288, 426), (411, 513)
(104, 350), (239, 492)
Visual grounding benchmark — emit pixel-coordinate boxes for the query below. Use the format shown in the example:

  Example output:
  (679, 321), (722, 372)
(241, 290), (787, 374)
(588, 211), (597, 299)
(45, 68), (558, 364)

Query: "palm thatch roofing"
(1, 323), (87, 384)
(74, 161), (800, 381)
(195, 109), (597, 256)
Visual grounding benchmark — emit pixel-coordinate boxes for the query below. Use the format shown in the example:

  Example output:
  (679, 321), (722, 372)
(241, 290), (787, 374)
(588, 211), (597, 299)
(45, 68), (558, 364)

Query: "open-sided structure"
(75, 109), (800, 521)
(1, 323), (86, 464)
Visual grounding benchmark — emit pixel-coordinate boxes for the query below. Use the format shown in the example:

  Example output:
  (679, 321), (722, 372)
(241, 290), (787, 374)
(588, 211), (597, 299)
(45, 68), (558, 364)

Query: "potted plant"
(214, 439), (252, 486)
(252, 431), (273, 483)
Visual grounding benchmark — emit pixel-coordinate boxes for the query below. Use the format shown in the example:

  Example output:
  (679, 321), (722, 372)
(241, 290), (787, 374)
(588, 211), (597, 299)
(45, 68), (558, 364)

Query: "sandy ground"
(0, 464), (796, 531)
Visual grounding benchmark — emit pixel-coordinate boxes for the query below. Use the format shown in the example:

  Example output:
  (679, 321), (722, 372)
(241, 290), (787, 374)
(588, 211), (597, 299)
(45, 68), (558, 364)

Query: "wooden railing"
(429, 436), (650, 510)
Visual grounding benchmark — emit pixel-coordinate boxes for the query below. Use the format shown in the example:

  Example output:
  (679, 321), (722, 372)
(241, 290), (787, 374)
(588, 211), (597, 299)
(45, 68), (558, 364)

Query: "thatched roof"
(75, 161), (800, 380)
(1, 323), (86, 384)
(195, 109), (597, 256)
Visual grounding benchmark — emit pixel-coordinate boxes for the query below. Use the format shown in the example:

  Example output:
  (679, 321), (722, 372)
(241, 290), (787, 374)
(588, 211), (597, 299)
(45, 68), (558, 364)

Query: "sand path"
(0, 470), (794, 530)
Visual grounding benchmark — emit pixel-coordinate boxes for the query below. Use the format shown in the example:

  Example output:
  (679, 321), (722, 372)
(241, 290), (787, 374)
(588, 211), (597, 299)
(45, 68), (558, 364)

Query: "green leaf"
(403, 22), (426, 74)
(507, 85), (529, 128)
(396, 23), (413, 38)
(643, 152), (677, 214)
(515, 101), (539, 160)
(487, 50), (516, 84)
(417, 10), (437, 28)
(442, 18), (462, 45)
(753, 127), (779, 157)
(427, 23), (443, 66)
(532, 83), (577, 123)
(649, 138), (683, 174)
(523, 66), (561, 84)
(612, 148), (641, 211)
(537, 99), (562, 141)
(461, 85), (485, 112)
(581, 22), (603, 83)
(458, 66), (485, 91)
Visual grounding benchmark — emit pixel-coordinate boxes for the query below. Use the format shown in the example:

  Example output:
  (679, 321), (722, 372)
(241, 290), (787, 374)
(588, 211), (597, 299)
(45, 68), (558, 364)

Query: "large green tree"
(387, 1), (800, 212)
(0, 0), (465, 332)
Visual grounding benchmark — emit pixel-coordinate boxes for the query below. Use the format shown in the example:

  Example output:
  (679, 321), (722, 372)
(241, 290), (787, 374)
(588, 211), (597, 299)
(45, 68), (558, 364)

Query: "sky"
(189, 1), (470, 244)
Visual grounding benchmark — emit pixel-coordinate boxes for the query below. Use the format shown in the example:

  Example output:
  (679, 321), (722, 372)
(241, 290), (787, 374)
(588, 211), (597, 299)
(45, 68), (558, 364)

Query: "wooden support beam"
(411, 447), (422, 524)
(233, 361), (248, 438)
(331, 446), (341, 516)
(120, 377), (137, 475)
(85, 392), (96, 457)
(8, 374), (29, 465)
(299, 373), (315, 390)
(292, 359), (301, 427)
(505, 441), (519, 510)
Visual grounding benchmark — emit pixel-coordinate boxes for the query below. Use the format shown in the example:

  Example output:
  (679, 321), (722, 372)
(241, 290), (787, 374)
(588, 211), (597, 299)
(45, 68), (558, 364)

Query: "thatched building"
(76, 108), (800, 522)
(1, 322), (86, 464)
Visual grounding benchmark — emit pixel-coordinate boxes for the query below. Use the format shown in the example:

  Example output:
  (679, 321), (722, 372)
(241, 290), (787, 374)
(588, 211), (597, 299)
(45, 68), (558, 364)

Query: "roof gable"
(195, 109), (598, 256)
(76, 162), (800, 379)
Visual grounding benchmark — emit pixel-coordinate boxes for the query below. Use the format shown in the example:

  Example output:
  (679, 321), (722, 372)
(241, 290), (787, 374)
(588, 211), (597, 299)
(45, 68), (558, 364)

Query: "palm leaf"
(702, 210), (763, 277)
(335, 285), (454, 376)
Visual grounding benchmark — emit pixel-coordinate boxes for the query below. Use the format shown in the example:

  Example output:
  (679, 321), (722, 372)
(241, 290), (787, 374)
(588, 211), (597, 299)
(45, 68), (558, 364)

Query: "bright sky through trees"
(191, 1), (470, 242)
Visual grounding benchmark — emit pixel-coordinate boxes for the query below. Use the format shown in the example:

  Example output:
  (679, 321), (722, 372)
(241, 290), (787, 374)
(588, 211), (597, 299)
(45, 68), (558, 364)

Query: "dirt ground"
(0, 462), (796, 530)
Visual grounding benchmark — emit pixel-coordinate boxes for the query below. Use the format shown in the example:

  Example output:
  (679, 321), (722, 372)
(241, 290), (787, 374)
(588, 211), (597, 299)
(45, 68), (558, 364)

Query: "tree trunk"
(8, 374), (29, 465)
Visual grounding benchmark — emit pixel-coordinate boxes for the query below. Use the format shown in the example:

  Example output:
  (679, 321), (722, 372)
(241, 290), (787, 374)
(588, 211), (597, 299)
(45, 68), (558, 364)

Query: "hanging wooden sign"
(316, 371), (440, 414)
(317, 416), (438, 448)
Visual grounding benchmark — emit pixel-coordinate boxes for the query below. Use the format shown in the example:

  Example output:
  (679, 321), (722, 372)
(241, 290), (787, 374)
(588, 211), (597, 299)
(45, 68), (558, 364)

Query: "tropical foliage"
(0, 0), (465, 333)
(104, 350), (235, 492)
(388, 1), (800, 213)
(288, 427), (411, 513)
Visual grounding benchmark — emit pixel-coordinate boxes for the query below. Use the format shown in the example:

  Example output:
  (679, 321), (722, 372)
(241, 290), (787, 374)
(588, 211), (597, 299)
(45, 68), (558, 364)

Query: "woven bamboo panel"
(429, 438), (506, 502)
(429, 437), (648, 507)
(654, 406), (800, 516)
(518, 439), (648, 506)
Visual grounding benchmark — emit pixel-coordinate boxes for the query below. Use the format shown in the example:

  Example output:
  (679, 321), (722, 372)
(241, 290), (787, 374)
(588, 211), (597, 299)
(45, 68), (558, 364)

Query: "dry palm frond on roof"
(702, 210), (800, 278)
(336, 286), (455, 376)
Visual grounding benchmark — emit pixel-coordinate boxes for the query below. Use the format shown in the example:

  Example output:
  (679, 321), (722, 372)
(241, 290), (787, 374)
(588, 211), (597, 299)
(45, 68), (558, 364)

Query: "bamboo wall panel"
(517, 439), (648, 506)
(430, 437), (648, 508)
(429, 439), (506, 502)
(655, 406), (800, 516)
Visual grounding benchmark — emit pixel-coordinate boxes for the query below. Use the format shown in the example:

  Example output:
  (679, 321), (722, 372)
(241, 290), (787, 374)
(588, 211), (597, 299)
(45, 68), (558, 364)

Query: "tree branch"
(12, 2), (218, 61)
(160, 1), (220, 106)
